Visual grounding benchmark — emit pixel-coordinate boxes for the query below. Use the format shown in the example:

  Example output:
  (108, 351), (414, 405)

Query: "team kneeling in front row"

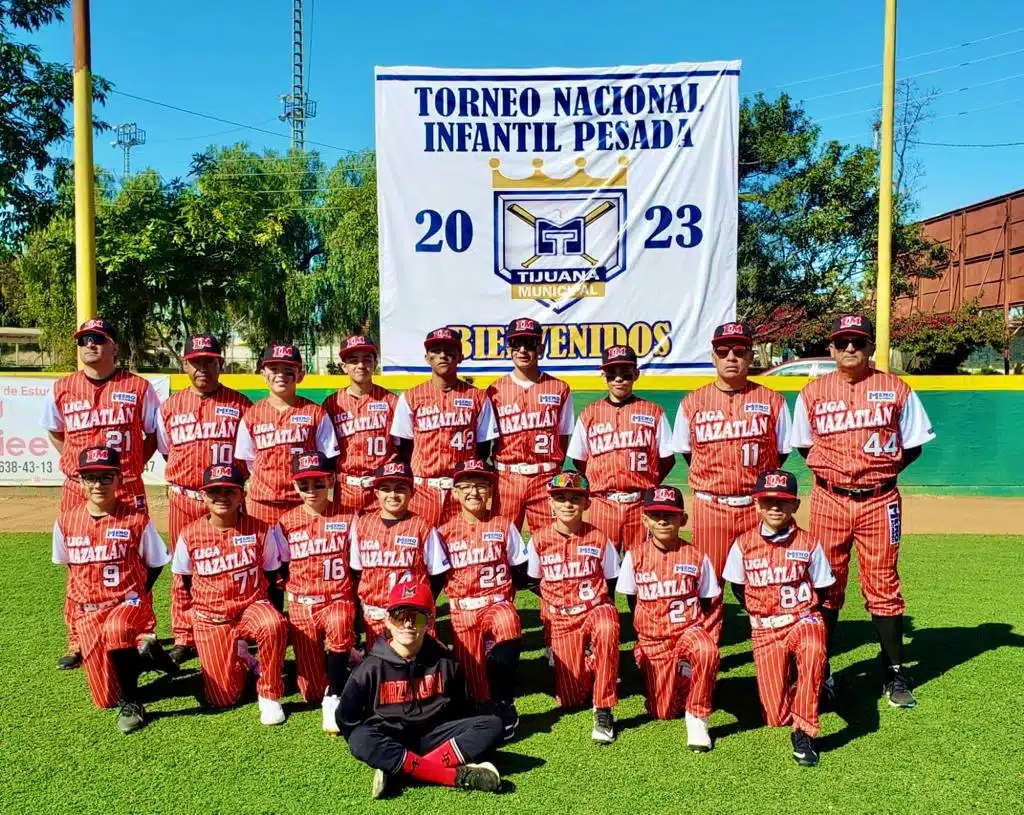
(56, 442), (835, 793)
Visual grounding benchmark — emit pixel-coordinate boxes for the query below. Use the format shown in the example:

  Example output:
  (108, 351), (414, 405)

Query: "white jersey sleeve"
(390, 394), (414, 440)
(722, 542), (746, 584)
(40, 392), (63, 432)
(557, 396), (575, 436)
(262, 531), (282, 571)
(899, 391), (936, 448)
(423, 528), (451, 575)
(615, 550), (636, 595)
(808, 543), (836, 589)
(506, 524), (528, 566)
(141, 383), (161, 434)
(269, 524), (290, 563)
(476, 398), (499, 442)
(348, 517), (362, 570)
(526, 541), (541, 580)
(697, 554), (722, 598)
(171, 537), (194, 575)
(671, 404), (692, 454)
(602, 540), (621, 579)
(51, 520), (68, 564)
(776, 399), (794, 454)
(155, 409), (171, 456)
(566, 417), (589, 460)
(139, 521), (170, 568)
(789, 393), (813, 449)
(234, 419), (255, 463)
(316, 414), (341, 457)
(656, 413), (674, 457)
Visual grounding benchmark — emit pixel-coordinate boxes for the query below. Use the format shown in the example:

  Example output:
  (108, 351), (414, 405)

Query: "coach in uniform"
(671, 322), (791, 644)
(41, 318), (161, 670)
(790, 315), (935, 707)
(156, 333), (252, 665)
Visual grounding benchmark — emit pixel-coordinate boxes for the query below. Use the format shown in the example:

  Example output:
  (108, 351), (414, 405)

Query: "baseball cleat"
(685, 712), (712, 752)
(117, 701), (146, 734)
(884, 666), (917, 708)
(321, 694), (340, 735)
(592, 707), (616, 744)
(454, 762), (501, 792)
(139, 636), (180, 677)
(370, 768), (397, 799)
(791, 729), (819, 767)
(258, 695), (286, 726)
(167, 644), (197, 666)
(57, 651), (82, 671)
(497, 701), (520, 742)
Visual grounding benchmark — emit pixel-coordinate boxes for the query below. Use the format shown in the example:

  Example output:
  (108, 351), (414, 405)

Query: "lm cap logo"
(192, 336), (213, 350)
(492, 157), (628, 314)
(840, 316), (863, 329)
(763, 473), (789, 489)
(381, 462), (405, 476)
(653, 488), (676, 503)
(298, 454), (319, 469)
(82, 319), (105, 331)
(210, 465), (234, 479)
(272, 345), (293, 358)
(85, 449), (109, 463)
(721, 323), (744, 336)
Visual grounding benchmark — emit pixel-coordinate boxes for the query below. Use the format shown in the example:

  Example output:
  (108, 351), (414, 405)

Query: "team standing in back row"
(44, 312), (935, 794)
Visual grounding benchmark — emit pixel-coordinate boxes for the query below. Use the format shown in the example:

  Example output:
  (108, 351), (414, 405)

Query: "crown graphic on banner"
(489, 156), (628, 189)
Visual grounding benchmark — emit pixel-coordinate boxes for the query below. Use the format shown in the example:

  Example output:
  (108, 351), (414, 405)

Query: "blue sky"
(29, 0), (1024, 219)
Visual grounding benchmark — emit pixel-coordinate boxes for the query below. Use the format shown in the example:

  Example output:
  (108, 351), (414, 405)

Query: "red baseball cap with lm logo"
(74, 318), (117, 343)
(712, 322), (753, 346)
(340, 335), (378, 360)
(424, 327), (462, 350)
(77, 446), (121, 474)
(292, 451), (334, 480)
(182, 333), (223, 361)
(202, 463), (246, 489)
(386, 579), (435, 617)
(829, 315), (875, 340)
(754, 470), (799, 499)
(260, 344), (303, 368)
(643, 486), (686, 513)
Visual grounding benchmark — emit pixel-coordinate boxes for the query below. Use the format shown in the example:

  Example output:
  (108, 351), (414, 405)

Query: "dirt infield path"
(0, 487), (1019, 536)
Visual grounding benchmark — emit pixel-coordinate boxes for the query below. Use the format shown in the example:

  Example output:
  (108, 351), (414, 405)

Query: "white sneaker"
(258, 695), (286, 726)
(322, 694), (340, 735)
(237, 639), (260, 677)
(685, 712), (712, 752)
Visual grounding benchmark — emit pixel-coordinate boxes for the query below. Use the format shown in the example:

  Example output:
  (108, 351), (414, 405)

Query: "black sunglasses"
(605, 368), (636, 382)
(77, 333), (108, 347)
(509, 339), (540, 351)
(713, 345), (750, 359)
(832, 336), (869, 351)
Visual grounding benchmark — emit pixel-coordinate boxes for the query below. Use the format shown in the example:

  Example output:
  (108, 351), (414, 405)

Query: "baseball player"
(790, 315), (935, 708)
(156, 333), (252, 665)
(322, 335), (398, 513)
(526, 472), (621, 744)
(567, 345), (675, 553)
(234, 344), (340, 527)
(40, 317), (161, 670)
(390, 327), (498, 528)
(275, 451), (357, 734)
(349, 460), (451, 651)
(616, 486), (721, 751)
(723, 470), (836, 767)
(171, 463), (289, 725)
(51, 446), (177, 733)
(339, 580), (504, 799)
(671, 322), (792, 643)
(438, 459), (528, 738)
(486, 318), (573, 534)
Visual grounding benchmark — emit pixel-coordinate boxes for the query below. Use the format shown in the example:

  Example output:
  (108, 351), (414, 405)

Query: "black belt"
(815, 476), (897, 499)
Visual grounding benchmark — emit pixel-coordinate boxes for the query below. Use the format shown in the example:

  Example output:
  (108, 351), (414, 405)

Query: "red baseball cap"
(260, 344), (303, 369)
(386, 579), (435, 616)
(182, 333), (223, 361)
(202, 464), (246, 490)
(712, 322), (753, 346)
(77, 446), (121, 474)
(505, 317), (543, 340)
(452, 459), (498, 484)
(372, 460), (414, 487)
(74, 318), (117, 343)
(340, 335), (378, 360)
(600, 345), (638, 370)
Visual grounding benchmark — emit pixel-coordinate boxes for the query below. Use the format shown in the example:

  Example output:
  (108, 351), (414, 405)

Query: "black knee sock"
(820, 607), (840, 657)
(109, 647), (140, 704)
(326, 649), (351, 696)
(486, 639), (522, 705)
(872, 614), (904, 671)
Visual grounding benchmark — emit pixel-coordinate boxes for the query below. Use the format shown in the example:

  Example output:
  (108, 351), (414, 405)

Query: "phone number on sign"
(0, 460), (55, 475)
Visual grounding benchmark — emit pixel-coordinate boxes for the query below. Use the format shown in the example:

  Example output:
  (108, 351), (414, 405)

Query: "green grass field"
(2, 532), (1022, 815)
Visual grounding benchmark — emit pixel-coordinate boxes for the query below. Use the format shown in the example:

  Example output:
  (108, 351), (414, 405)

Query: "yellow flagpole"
(72, 0), (97, 368)
(874, 0), (898, 372)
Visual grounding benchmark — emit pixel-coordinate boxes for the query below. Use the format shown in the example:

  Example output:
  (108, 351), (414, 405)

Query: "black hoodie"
(338, 635), (468, 741)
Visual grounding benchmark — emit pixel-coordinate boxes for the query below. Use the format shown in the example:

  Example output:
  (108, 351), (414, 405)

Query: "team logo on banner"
(492, 157), (628, 313)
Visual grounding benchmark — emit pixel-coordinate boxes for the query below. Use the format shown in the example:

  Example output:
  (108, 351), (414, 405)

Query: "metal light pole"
(874, 0), (898, 372)
(72, 0), (97, 340)
(112, 123), (147, 178)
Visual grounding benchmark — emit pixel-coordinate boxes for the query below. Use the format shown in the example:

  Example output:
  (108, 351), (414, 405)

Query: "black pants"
(348, 715), (504, 775)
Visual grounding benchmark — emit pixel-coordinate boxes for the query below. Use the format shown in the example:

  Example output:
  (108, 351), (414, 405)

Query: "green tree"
(0, 0), (110, 244)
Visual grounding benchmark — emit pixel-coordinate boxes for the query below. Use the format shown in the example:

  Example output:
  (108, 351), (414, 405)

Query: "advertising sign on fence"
(375, 61), (740, 374)
(0, 376), (169, 486)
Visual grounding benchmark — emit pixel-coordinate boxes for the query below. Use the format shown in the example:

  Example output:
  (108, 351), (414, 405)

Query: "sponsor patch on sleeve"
(674, 563), (699, 576)
(325, 522), (348, 532)
(887, 501), (901, 545)
(631, 414), (655, 427)
(454, 398), (474, 409)
(215, 406), (240, 418)
(368, 402), (390, 412)
(539, 394), (561, 405)
(577, 545), (601, 558)
(112, 391), (138, 405)
(290, 414), (313, 424)
(786, 550), (811, 562)
(744, 402), (771, 415)
(395, 535), (419, 548)
(105, 528), (131, 540)
(868, 391), (896, 402)
(232, 534), (257, 546)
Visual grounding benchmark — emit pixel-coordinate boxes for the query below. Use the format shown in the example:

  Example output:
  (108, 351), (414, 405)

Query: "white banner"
(375, 62), (740, 375)
(0, 376), (169, 486)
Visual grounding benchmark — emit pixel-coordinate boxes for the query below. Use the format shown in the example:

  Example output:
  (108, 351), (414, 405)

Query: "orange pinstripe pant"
(449, 601), (522, 702)
(751, 616), (827, 736)
(193, 600), (287, 708)
(586, 496), (644, 552)
(691, 498), (758, 644)
(167, 490), (209, 647)
(634, 624), (720, 720)
(77, 599), (154, 708)
(810, 485), (904, 616)
(61, 481), (149, 653)
(548, 602), (620, 710)
(495, 472), (554, 534)
(289, 599), (356, 703)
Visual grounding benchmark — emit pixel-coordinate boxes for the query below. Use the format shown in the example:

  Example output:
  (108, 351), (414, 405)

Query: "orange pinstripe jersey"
(277, 504), (356, 599)
(349, 513), (448, 609)
(438, 514), (526, 602)
(157, 386), (252, 489)
(526, 522), (619, 612)
(675, 382), (790, 494)
(322, 385), (398, 475)
(486, 373), (572, 465)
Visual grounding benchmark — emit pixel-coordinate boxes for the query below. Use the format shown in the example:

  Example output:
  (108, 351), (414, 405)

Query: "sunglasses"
(509, 339), (540, 351)
(81, 472), (116, 485)
(389, 609), (427, 627)
(604, 367), (636, 382)
(832, 336), (869, 351)
(77, 333), (108, 347)
(713, 345), (750, 359)
(455, 482), (491, 494)
(296, 478), (329, 491)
